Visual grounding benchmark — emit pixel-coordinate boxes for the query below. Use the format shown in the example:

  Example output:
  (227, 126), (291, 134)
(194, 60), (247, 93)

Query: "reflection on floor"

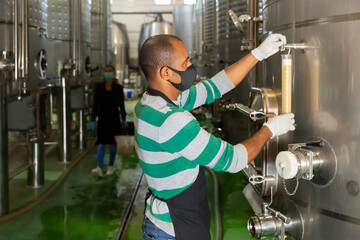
(0, 149), (142, 240)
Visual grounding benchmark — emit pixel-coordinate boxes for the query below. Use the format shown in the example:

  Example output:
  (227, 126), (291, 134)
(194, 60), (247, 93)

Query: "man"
(135, 34), (294, 240)
(90, 65), (128, 177)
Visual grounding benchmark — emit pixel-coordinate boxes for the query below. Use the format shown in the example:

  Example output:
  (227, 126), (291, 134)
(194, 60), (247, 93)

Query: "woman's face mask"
(104, 72), (114, 80)
(167, 64), (197, 91)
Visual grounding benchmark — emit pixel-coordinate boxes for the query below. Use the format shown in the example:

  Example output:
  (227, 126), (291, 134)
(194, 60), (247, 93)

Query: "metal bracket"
(249, 175), (275, 185)
(219, 103), (275, 121)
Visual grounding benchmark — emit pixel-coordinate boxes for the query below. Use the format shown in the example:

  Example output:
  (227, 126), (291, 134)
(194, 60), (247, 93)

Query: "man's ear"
(159, 66), (170, 81)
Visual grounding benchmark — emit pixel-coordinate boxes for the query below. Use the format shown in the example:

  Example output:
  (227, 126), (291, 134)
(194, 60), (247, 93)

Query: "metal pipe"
(78, 109), (86, 149)
(72, 0), (78, 78)
(14, 0), (19, 83)
(58, 74), (72, 163)
(21, 0), (28, 95)
(0, 60), (14, 72)
(248, 214), (293, 239)
(103, 0), (108, 65)
(78, 0), (82, 84)
(27, 141), (44, 188)
(0, 77), (9, 216)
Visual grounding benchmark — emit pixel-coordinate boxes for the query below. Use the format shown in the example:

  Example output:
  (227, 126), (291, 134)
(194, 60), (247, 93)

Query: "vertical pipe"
(281, 54), (292, 114)
(21, 0), (28, 94)
(78, 109), (86, 149)
(0, 76), (9, 216)
(58, 75), (72, 163)
(78, 0), (82, 85)
(27, 141), (44, 188)
(72, 0), (78, 78)
(14, 0), (19, 84)
(309, 58), (319, 112)
(103, 0), (108, 65)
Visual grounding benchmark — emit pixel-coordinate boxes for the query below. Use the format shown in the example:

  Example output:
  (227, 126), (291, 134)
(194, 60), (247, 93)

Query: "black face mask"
(167, 64), (197, 91)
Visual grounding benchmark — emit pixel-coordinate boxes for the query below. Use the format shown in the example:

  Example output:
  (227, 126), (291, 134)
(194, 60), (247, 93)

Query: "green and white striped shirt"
(134, 70), (248, 236)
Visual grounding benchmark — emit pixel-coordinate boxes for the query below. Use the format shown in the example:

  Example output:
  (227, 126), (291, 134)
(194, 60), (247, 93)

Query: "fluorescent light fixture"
(155, 0), (171, 5)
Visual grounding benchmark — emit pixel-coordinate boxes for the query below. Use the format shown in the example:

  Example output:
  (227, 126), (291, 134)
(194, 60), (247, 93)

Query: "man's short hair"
(139, 34), (182, 80)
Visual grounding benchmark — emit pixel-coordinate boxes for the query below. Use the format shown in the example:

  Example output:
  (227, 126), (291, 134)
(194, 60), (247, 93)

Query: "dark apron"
(145, 88), (211, 240)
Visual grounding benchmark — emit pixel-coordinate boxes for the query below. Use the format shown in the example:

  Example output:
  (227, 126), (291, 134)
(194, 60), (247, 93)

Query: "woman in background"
(90, 65), (128, 177)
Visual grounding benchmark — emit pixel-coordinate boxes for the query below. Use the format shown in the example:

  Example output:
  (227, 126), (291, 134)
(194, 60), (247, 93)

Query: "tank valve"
(228, 9), (263, 33)
(248, 203), (292, 240)
(275, 140), (325, 180)
(275, 137), (337, 189)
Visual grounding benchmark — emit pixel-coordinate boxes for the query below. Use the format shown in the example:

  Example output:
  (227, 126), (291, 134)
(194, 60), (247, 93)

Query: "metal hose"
(205, 167), (223, 240)
(116, 172), (144, 240)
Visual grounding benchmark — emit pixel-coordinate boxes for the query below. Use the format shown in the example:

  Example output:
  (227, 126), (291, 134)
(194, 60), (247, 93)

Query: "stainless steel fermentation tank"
(192, 0), (204, 77)
(91, 0), (113, 80)
(0, 0), (50, 216)
(112, 21), (129, 85)
(241, 0), (360, 239)
(173, 5), (195, 60)
(138, 14), (173, 90)
(47, 0), (92, 160)
(215, 0), (260, 133)
(191, 0), (261, 142)
(138, 14), (173, 52)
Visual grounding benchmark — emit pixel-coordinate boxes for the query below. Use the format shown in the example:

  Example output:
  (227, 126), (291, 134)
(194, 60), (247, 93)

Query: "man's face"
(167, 40), (192, 84)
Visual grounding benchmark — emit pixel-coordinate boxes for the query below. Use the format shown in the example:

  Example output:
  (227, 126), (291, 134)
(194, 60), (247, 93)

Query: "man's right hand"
(90, 121), (96, 131)
(263, 113), (295, 138)
(251, 33), (286, 61)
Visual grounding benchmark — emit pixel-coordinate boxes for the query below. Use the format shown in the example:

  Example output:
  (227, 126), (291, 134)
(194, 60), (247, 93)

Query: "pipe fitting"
(248, 213), (292, 239)
(0, 59), (15, 72)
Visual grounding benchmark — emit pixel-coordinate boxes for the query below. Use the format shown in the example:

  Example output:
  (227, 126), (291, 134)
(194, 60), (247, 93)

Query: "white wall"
(112, 0), (188, 68)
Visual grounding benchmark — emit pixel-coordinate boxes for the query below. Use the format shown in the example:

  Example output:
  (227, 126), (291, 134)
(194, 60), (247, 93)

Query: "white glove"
(251, 33), (286, 61)
(264, 113), (295, 138)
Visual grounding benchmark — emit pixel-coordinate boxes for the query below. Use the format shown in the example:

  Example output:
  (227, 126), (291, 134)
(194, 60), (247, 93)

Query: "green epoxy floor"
(1, 146), (256, 240)
(0, 148), (142, 240)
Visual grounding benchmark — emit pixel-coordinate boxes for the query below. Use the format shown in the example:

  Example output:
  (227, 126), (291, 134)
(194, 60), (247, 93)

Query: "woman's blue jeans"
(97, 144), (116, 168)
(142, 216), (176, 240)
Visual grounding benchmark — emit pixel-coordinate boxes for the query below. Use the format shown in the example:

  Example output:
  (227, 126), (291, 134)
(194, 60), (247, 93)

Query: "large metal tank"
(0, 0), (48, 93)
(112, 21), (129, 85)
(47, 0), (71, 82)
(138, 14), (173, 50)
(216, 0), (252, 104)
(91, 0), (113, 81)
(173, 5), (195, 58)
(138, 14), (173, 89)
(192, 0), (204, 77)
(47, 0), (91, 84)
(203, 0), (217, 78)
(244, 0), (360, 239)
(0, 0), (49, 216)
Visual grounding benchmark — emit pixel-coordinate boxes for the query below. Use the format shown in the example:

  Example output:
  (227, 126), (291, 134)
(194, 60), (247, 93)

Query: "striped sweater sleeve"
(159, 110), (248, 173)
(178, 70), (235, 111)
